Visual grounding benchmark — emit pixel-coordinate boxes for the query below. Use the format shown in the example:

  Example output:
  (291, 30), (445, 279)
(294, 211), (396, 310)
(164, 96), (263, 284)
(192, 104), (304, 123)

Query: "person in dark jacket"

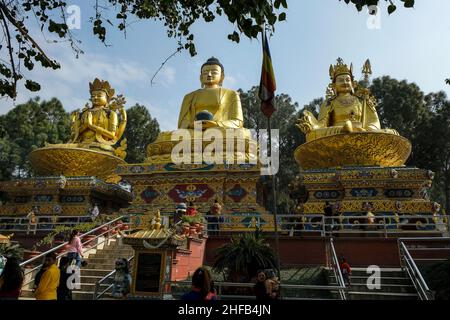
(254, 270), (269, 301)
(0, 257), (24, 300)
(57, 256), (72, 300)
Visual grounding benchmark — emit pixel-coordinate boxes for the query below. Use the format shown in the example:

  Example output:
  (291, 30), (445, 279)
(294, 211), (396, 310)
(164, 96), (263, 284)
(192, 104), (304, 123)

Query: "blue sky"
(1, 0), (450, 130)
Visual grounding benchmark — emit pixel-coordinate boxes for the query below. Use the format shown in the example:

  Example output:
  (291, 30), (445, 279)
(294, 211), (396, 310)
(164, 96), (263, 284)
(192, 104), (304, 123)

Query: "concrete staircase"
(329, 267), (419, 300)
(21, 238), (134, 300)
(73, 239), (134, 300)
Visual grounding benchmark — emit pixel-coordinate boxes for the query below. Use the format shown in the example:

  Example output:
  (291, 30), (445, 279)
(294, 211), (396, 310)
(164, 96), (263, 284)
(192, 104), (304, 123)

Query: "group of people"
(172, 199), (224, 235)
(0, 229), (85, 300)
(254, 269), (280, 301)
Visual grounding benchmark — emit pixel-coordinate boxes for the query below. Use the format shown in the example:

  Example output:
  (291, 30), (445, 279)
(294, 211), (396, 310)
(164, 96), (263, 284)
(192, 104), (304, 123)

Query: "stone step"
(80, 268), (115, 277)
(328, 275), (411, 285)
(330, 282), (416, 294)
(84, 263), (116, 270)
(344, 291), (418, 300)
(78, 282), (111, 292)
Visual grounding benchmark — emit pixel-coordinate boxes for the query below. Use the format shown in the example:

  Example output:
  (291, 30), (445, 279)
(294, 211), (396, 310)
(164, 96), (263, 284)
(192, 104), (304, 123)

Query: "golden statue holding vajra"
(294, 58), (411, 169)
(297, 58), (398, 142)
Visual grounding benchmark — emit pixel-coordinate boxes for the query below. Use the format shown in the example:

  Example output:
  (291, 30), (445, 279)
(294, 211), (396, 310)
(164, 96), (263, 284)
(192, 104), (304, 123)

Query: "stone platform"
(118, 162), (274, 231)
(289, 166), (442, 232)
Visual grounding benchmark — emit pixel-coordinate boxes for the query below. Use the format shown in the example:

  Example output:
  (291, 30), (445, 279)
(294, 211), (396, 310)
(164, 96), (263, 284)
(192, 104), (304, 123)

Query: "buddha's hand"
(194, 120), (217, 130)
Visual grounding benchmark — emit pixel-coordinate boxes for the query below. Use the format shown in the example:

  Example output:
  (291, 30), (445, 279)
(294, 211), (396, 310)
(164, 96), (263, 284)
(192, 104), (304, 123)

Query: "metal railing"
(19, 216), (128, 290)
(201, 213), (449, 238)
(165, 280), (346, 300)
(0, 215), (98, 233)
(398, 240), (433, 300)
(326, 237), (347, 300)
(398, 237), (450, 300)
(93, 256), (134, 300)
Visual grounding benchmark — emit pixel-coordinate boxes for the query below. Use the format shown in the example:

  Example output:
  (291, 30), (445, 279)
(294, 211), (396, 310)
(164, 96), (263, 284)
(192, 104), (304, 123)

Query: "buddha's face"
(200, 64), (223, 88)
(334, 74), (354, 94)
(91, 90), (108, 107)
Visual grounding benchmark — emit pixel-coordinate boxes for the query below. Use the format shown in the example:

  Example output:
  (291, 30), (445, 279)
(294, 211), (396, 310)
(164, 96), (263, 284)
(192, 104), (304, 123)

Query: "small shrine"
(123, 210), (207, 298)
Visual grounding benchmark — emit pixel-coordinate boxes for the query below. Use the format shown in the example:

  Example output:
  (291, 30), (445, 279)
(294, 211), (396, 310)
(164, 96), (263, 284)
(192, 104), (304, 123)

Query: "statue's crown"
(329, 58), (353, 81)
(89, 78), (115, 98)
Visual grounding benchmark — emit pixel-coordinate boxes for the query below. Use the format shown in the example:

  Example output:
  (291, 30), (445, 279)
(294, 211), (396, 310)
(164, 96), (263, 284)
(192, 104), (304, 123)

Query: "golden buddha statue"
(70, 78), (127, 158)
(294, 58), (411, 169)
(146, 57), (256, 164)
(298, 58), (398, 142)
(29, 78), (128, 181)
(178, 57), (243, 130)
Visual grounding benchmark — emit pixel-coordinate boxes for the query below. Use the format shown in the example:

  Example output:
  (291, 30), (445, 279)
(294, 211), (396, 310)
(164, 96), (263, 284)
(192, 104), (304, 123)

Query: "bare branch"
(150, 47), (182, 87)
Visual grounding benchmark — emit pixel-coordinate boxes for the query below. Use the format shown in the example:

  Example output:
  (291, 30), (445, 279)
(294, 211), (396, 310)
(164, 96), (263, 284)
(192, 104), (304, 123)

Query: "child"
(340, 257), (352, 286)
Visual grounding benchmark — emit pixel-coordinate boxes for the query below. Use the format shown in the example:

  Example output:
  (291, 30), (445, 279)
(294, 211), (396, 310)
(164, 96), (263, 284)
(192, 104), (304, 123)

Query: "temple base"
(289, 166), (445, 235)
(118, 163), (274, 232)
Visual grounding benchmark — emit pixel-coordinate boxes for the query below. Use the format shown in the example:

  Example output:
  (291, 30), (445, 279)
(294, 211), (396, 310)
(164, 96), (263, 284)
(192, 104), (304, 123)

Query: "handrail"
(19, 216), (128, 291)
(398, 240), (433, 300)
(19, 215), (125, 267)
(328, 237), (347, 300)
(93, 256), (134, 300)
(165, 280), (347, 300)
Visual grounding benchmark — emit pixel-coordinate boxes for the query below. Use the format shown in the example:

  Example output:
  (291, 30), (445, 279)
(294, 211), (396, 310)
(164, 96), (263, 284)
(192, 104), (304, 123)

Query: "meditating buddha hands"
(70, 78), (127, 158)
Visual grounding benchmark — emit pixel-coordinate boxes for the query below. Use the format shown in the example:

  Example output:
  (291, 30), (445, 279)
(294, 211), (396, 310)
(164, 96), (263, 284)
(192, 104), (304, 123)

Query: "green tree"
(0, 0), (287, 98)
(0, 98), (71, 177)
(239, 86), (299, 214)
(369, 76), (430, 166)
(123, 104), (160, 163)
(213, 230), (278, 282)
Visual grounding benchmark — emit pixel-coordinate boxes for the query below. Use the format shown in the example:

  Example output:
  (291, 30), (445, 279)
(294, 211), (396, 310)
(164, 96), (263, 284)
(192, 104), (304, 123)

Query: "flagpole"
(267, 115), (281, 280)
(260, 27), (281, 279)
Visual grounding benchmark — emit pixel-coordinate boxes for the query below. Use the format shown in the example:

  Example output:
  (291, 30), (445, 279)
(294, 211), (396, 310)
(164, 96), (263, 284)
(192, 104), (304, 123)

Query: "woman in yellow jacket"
(35, 253), (60, 300)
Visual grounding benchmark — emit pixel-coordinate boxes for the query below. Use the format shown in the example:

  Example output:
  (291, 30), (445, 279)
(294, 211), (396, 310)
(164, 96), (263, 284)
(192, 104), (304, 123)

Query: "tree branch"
(0, 5), (17, 97)
(150, 47), (182, 87)
(0, 1), (56, 67)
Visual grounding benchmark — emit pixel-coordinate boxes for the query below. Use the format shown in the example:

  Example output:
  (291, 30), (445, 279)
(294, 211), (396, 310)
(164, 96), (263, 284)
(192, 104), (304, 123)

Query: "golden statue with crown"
(29, 78), (128, 181)
(294, 58), (411, 169)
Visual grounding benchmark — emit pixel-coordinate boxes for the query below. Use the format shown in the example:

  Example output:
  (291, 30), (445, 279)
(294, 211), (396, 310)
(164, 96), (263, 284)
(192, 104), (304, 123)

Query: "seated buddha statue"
(178, 56), (244, 130)
(69, 78), (127, 158)
(297, 58), (398, 142)
(147, 57), (255, 163)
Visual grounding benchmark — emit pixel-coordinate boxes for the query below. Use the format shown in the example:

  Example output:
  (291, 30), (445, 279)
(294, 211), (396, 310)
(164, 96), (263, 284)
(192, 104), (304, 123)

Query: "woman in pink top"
(66, 230), (83, 268)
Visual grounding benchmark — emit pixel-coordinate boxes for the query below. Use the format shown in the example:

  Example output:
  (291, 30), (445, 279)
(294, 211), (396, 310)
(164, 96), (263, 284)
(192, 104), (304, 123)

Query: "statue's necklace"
(336, 95), (356, 107)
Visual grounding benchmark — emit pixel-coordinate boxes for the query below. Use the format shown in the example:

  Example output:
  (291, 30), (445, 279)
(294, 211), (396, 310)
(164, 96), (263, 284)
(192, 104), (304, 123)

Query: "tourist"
(367, 210), (376, 231)
(207, 199), (223, 235)
(35, 252), (60, 300)
(265, 269), (280, 300)
(181, 267), (216, 301)
(186, 201), (197, 216)
(323, 202), (333, 234)
(0, 257), (24, 300)
(57, 256), (72, 300)
(339, 257), (352, 286)
(174, 203), (187, 225)
(91, 204), (100, 221)
(66, 230), (83, 268)
(254, 270), (269, 301)
(26, 209), (37, 235)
